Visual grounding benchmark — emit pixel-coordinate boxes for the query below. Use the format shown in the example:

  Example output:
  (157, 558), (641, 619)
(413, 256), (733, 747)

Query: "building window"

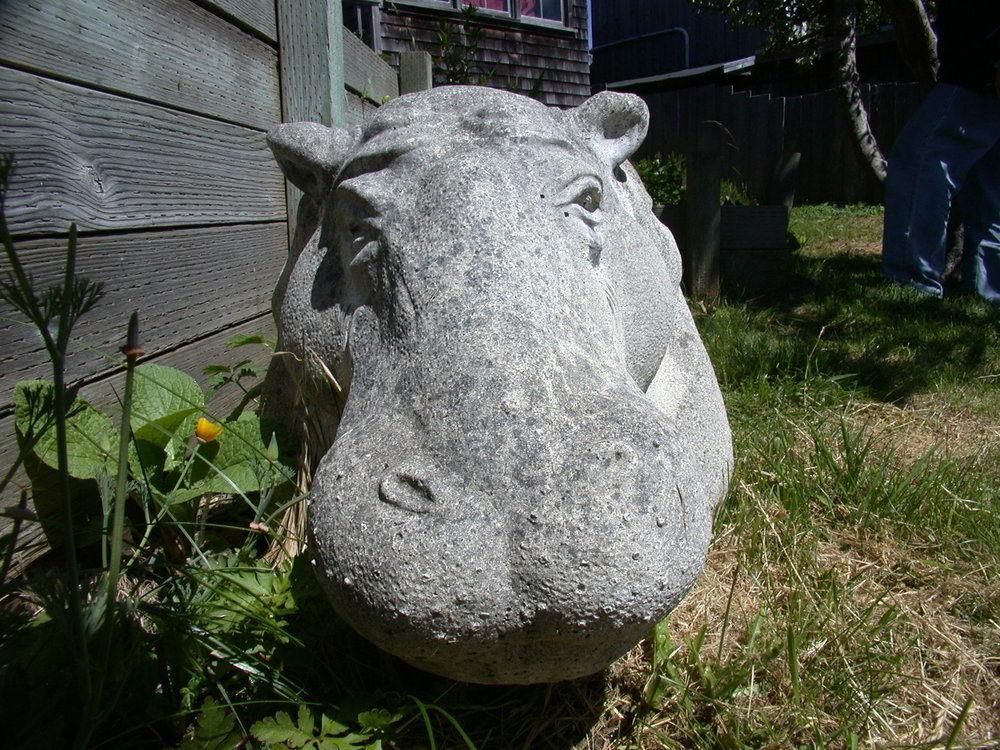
(400, 0), (566, 26)
(519, 0), (563, 22)
(344, 1), (383, 51)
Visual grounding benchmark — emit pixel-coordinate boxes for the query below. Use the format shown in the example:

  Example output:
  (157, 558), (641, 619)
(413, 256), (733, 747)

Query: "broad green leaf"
(128, 364), (205, 473)
(176, 413), (293, 502)
(251, 710), (308, 746)
(15, 380), (118, 479)
(131, 364), (205, 448)
(180, 697), (242, 750)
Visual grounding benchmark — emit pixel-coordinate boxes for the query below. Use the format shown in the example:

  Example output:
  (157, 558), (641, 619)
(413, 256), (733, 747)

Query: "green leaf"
(227, 332), (274, 350)
(177, 413), (293, 501)
(320, 715), (352, 736)
(252, 710), (307, 746)
(356, 709), (401, 732)
(297, 704), (315, 736)
(130, 363), (205, 447)
(180, 697), (242, 750)
(15, 380), (118, 479)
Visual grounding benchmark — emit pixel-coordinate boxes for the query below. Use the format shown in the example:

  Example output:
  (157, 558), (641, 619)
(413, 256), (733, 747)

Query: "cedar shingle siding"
(380, 1), (591, 107)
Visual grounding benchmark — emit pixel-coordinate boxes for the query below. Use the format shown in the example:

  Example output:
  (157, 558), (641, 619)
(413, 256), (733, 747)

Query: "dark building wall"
(591, 0), (764, 87)
(378, 1), (591, 107)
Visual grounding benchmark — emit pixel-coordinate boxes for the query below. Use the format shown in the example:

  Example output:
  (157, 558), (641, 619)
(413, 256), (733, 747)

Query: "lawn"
(2, 204), (997, 749)
(616, 204), (1000, 748)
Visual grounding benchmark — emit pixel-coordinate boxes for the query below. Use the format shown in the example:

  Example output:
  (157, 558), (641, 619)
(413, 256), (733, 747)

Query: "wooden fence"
(0, 0), (400, 567)
(636, 82), (923, 204)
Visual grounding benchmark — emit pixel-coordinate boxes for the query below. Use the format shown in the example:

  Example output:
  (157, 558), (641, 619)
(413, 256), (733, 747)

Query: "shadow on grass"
(274, 557), (608, 749)
(711, 248), (998, 404)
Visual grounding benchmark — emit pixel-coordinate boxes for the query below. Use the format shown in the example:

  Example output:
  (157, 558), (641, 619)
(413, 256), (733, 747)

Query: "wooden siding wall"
(590, 0), (763, 87)
(378, 1), (590, 107)
(0, 0), (284, 454)
(0, 1), (398, 565)
(637, 82), (922, 204)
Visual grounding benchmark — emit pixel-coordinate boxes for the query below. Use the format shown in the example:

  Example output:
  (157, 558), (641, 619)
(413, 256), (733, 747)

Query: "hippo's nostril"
(379, 468), (436, 514)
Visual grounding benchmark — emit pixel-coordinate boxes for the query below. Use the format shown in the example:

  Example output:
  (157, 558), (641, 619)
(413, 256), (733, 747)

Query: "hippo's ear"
(266, 122), (356, 200)
(565, 92), (649, 167)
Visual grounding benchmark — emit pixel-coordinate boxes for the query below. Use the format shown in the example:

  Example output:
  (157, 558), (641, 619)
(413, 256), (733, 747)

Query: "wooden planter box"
(653, 204), (792, 296)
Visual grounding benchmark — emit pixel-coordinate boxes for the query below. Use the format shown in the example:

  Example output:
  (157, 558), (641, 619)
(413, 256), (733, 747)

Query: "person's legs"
(956, 141), (1000, 303)
(882, 84), (1000, 296)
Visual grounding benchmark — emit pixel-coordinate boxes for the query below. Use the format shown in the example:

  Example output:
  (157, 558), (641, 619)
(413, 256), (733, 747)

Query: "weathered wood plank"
(0, 0), (280, 130)
(343, 28), (399, 103)
(345, 91), (380, 132)
(277, 0), (346, 239)
(276, 0), (346, 126)
(201, 0), (278, 43)
(0, 314), (277, 573)
(0, 65), (285, 235)
(0, 222), (287, 411)
(399, 51), (434, 95)
(683, 121), (724, 303)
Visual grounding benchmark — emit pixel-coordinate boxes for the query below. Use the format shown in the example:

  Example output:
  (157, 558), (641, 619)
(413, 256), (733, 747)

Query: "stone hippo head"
(263, 86), (732, 684)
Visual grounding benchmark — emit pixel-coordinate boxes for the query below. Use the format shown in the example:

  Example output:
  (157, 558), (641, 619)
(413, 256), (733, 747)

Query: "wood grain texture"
(343, 28), (399, 103)
(345, 91), (380, 132)
(0, 222), (288, 411)
(0, 66), (285, 235)
(0, 0), (280, 130)
(277, 0), (346, 239)
(276, 0), (346, 126)
(0, 314), (277, 573)
(200, 0), (277, 42)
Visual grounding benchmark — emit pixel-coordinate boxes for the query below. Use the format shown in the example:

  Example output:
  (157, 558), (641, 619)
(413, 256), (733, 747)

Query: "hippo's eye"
(574, 185), (602, 213)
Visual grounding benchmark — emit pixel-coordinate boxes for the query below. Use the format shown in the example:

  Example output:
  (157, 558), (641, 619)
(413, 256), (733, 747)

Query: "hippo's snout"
(308, 374), (717, 683)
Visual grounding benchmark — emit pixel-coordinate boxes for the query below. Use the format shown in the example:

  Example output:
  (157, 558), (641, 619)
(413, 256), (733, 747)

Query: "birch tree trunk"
(878, 0), (938, 92)
(829, 0), (888, 185)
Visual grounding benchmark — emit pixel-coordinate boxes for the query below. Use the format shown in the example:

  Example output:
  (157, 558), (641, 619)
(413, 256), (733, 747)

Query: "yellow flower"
(195, 417), (223, 443)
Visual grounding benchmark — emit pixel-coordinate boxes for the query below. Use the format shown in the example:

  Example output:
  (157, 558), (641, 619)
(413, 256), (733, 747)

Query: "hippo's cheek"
(506, 444), (713, 631)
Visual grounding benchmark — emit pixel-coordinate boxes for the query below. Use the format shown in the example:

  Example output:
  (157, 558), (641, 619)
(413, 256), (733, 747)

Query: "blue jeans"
(882, 83), (1000, 303)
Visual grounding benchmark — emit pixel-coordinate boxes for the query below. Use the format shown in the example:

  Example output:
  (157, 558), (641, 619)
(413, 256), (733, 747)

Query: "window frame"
(387, 0), (571, 32)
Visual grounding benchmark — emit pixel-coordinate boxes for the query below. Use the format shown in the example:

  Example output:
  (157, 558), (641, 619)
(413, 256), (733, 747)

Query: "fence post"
(684, 121), (724, 303)
(766, 150), (801, 209)
(399, 51), (433, 94)
(276, 0), (346, 242)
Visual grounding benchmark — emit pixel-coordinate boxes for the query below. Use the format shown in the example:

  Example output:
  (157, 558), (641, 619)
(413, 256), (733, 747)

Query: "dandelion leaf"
(14, 380), (118, 479)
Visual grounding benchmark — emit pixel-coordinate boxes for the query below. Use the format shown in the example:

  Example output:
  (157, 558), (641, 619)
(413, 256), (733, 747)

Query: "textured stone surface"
(263, 86), (733, 684)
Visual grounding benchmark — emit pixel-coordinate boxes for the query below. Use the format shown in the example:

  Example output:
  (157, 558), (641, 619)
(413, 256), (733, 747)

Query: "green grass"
(632, 204), (999, 748)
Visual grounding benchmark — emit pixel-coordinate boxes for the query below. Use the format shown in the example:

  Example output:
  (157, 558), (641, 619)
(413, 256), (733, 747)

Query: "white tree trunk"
(830, 0), (888, 185)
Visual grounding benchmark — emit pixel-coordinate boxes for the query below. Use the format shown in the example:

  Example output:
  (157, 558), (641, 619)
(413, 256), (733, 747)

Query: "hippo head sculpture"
(263, 86), (732, 684)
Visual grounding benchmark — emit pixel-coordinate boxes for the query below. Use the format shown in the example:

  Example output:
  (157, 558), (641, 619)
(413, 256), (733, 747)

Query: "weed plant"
(633, 153), (755, 207)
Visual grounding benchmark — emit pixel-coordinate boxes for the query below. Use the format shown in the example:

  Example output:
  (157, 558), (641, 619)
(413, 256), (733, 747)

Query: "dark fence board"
(201, 0), (278, 43)
(0, 0), (280, 130)
(0, 222), (287, 411)
(0, 66), (285, 235)
(345, 91), (379, 131)
(633, 81), (922, 204)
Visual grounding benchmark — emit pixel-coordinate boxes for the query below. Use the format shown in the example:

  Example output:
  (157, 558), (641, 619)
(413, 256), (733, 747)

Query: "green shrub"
(634, 153), (754, 206)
